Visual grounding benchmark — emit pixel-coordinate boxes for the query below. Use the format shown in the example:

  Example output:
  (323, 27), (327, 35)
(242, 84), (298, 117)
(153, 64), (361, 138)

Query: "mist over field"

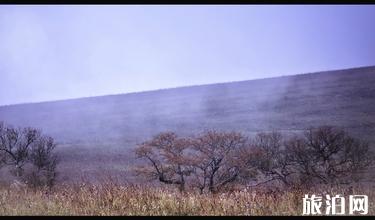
(1, 5), (375, 216)
(0, 66), (374, 182)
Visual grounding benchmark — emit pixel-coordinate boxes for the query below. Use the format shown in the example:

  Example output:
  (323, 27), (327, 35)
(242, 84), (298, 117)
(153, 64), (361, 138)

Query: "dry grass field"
(0, 181), (373, 216)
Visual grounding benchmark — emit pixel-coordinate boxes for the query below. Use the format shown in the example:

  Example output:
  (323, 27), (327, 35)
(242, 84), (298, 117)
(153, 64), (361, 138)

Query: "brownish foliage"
(190, 130), (250, 193)
(134, 132), (193, 192)
(135, 126), (374, 192)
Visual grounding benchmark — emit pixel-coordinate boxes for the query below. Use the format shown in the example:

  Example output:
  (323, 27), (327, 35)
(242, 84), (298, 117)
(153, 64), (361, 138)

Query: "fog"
(1, 5), (375, 106)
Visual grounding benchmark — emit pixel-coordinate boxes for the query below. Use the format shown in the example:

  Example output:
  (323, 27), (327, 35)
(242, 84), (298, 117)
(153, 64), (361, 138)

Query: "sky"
(0, 5), (375, 106)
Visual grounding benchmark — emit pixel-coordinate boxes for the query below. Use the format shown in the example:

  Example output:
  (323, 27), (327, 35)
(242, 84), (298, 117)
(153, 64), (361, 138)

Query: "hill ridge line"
(1, 65), (374, 108)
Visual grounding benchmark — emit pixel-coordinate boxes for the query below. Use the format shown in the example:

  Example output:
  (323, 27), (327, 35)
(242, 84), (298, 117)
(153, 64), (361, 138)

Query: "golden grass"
(0, 182), (373, 216)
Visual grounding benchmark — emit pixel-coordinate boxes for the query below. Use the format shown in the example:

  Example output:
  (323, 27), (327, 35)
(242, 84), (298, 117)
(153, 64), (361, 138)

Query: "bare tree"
(286, 126), (373, 186)
(134, 132), (193, 192)
(250, 131), (295, 187)
(134, 126), (373, 192)
(25, 136), (59, 188)
(0, 122), (6, 168)
(0, 121), (59, 188)
(0, 125), (38, 177)
(190, 130), (249, 193)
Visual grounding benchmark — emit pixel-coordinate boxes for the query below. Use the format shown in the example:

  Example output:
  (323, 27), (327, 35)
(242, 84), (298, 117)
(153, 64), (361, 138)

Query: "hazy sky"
(0, 5), (375, 106)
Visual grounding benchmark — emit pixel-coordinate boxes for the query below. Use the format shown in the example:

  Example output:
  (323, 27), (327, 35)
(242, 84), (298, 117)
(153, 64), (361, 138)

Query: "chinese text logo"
(303, 194), (368, 215)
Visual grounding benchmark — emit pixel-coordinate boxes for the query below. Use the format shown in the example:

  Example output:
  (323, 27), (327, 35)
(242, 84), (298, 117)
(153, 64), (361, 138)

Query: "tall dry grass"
(0, 181), (373, 215)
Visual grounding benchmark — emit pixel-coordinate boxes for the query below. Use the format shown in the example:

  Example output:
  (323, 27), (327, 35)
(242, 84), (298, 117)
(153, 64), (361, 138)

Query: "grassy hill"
(1, 65), (375, 182)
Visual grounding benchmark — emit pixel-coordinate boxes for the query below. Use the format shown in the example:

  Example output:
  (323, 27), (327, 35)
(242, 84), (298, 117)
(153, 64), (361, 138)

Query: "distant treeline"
(1, 120), (373, 193)
(135, 126), (374, 193)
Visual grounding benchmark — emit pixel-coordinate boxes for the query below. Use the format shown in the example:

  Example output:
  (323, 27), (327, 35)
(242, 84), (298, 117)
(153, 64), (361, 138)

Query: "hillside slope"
(1, 66), (375, 181)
